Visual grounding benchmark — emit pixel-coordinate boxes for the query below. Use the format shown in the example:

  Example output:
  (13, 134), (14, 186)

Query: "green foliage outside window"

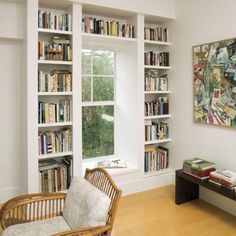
(82, 49), (115, 159)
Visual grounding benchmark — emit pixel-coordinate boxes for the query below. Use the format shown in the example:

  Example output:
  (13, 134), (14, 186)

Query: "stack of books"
(209, 169), (236, 191)
(183, 158), (216, 180)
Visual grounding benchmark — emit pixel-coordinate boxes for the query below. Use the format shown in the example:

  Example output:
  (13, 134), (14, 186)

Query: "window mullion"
(91, 50), (94, 102)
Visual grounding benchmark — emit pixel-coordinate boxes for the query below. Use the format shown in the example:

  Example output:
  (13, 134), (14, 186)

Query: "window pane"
(82, 76), (91, 102)
(93, 50), (114, 75)
(93, 76), (114, 101)
(82, 106), (114, 159)
(82, 49), (92, 75)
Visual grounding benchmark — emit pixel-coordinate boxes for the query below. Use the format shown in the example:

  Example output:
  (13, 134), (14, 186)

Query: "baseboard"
(200, 187), (236, 216)
(115, 171), (173, 196)
(0, 186), (21, 203)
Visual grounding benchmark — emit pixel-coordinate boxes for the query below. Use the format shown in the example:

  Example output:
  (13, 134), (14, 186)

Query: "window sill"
(82, 161), (139, 177)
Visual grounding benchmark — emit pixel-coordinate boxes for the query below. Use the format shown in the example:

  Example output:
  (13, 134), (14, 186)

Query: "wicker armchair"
(0, 168), (122, 236)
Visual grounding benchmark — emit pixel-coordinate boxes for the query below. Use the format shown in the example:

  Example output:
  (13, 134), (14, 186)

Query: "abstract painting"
(193, 38), (236, 127)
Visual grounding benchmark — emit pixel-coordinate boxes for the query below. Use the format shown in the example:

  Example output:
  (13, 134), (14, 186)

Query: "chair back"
(84, 168), (122, 227)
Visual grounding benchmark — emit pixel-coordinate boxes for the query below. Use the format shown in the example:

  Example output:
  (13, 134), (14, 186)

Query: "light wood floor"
(112, 185), (236, 236)
(0, 185), (236, 235)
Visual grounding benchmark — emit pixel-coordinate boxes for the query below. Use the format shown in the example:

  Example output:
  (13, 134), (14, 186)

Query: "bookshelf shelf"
(38, 122), (73, 128)
(38, 60), (73, 65)
(144, 40), (171, 46)
(144, 91), (172, 94)
(38, 151), (73, 160)
(144, 114), (171, 119)
(145, 138), (171, 145)
(38, 92), (73, 96)
(82, 32), (137, 46)
(144, 168), (173, 178)
(38, 28), (73, 35)
(144, 65), (171, 70)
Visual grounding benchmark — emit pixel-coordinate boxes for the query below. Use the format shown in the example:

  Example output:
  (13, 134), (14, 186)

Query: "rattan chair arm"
(52, 225), (112, 236)
(0, 192), (66, 229)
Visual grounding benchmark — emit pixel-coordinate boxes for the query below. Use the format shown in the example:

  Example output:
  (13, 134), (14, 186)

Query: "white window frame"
(82, 48), (116, 162)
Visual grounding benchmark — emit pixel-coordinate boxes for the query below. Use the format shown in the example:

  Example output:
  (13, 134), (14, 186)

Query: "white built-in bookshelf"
(24, 0), (174, 195)
(143, 20), (172, 176)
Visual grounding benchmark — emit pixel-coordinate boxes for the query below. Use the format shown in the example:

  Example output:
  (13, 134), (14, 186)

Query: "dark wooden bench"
(175, 169), (236, 205)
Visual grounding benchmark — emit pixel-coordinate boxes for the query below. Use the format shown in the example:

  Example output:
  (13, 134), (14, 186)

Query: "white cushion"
(63, 177), (111, 229)
(2, 216), (70, 236)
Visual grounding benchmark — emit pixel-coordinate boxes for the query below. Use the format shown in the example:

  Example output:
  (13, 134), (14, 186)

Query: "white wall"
(77, 0), (175, 19)
(0, 40), (23, 202)
(0, 1), (24, 203)
(0, 1), (24, 39)
(168, 0), (236, 215)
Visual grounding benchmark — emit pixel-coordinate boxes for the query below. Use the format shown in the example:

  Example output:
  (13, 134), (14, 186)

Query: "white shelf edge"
(38, 28), (72, 35)
(144, 168), (173, 178)
(144, 40), (171, 46)
(0, 35), (24, 41)
(144, 65), (171, 70)
(145, 138), (171, 145)
(38, 60), (72, 65)
(38, 122), (73, 128)
(38, 151), (73, 160)
(144, 115), (171, 119)
(144, 91), (172, 94)
(82, 32), (137, 43)
(38, 92), (72, 96)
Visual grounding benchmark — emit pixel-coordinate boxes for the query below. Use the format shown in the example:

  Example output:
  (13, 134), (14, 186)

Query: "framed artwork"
(193, 38), (236, 128)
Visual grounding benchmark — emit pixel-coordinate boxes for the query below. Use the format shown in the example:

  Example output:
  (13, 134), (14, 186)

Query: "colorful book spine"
(144, 51), (169, 66)
(82, 16), (135, 38)
(144, 26), (168, 42)
(38, 10), (72, 31)
(38, 70), (72, 92)
(145, 97), (169, 116)
(144, 146), (168, 172)
(38, 100), (71, 124)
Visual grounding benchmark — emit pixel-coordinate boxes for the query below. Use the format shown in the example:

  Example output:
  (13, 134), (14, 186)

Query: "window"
(82, 49), (115, 159)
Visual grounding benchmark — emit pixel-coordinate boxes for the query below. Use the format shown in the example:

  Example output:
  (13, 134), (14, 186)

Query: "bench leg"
(175, 173), (199, 205)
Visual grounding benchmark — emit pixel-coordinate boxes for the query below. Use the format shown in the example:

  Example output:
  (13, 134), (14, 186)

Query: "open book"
(97, 158), (127, 169)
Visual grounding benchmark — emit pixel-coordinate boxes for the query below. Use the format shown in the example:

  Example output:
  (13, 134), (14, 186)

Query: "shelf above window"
(145, 138), (171, 145)
(38, 92), (72, 96)
(38, 60), (72, 65)
(144, 115), (171, 119)
(38, 151), (73, 160)
(38, 122), (73, 128)
(82, 32), (137, 48)
(144, 65), (171, 70)
(144, 91), (172, 94)
(144, 40), (171, 46)
(38, 28), (72, 35)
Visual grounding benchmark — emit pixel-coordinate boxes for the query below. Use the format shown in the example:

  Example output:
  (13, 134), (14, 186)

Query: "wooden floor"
(0, 185), (236, 235)
(112, 185), (236, 236)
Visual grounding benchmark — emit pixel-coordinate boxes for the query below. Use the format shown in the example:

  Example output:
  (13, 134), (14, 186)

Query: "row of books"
(38, 129), (72, 156)
(209, 170), (236, 191)
(145, 120), (169, 141)
(38, 10), (72, 31)
(144, 145), (168, 172)
(144, 73), (168, 92)
(183, 158), (236, 193)
(38, 100), (71, 124)
(82, 16), (135, 38)
(144, 26), (168, 42)
(39, 158), (72, 192)
(38, 70), (72, 93)
(38, 37), (72, 61)
(144, 51), (169, 67)
(145, 97), (169, 116)
(183, 158), (216, 180)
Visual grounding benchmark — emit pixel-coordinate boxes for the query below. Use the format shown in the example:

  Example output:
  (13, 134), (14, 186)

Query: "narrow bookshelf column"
(143, 20), (172, 176)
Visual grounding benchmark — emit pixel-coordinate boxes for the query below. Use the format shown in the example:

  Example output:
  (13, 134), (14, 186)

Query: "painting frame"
(193, 37), (236, 128)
